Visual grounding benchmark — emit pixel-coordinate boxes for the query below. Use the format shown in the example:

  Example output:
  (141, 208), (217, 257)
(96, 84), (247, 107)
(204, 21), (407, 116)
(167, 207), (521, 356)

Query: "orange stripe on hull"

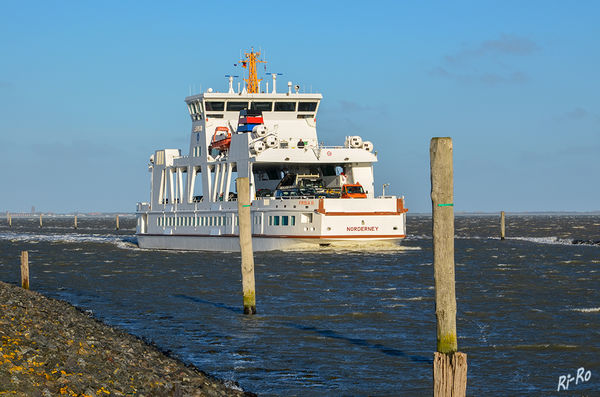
(316, 211), (403, 216)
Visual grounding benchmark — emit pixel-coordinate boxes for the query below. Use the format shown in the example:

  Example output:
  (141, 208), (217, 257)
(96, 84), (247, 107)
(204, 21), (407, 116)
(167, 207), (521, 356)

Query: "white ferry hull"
(136, 233), (404, 252)
(136, 197), (407, 252)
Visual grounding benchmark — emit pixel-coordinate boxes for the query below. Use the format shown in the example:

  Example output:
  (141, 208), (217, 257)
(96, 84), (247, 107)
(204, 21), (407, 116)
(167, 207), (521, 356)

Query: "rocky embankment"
(0, 281), (254, 396)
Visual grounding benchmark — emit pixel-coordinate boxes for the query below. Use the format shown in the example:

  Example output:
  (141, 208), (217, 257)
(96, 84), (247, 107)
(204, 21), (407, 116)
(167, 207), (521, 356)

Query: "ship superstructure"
(136, 49), (407, 251)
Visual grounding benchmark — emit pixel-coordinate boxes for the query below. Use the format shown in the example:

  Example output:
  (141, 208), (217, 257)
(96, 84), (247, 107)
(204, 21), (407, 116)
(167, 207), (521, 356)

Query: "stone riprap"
(0, 281), (254, 396)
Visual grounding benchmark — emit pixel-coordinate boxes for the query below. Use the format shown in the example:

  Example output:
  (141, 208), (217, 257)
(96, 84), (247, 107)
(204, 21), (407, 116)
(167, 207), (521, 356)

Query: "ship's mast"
(239, 48), (266, 94)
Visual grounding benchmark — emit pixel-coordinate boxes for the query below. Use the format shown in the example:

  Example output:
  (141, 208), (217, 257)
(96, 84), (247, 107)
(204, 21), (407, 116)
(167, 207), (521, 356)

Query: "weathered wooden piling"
(74, 215), (78, 229)
(20, 251), (29, 290)
(236, 177), (256, 315)
(7, 212), (11, 227)
(430, 137), (467, 396)
(116, 215), (120, 230)
(39, 214), (43, 228)
(434, 353), (468, 396)
(500, 211), (505, 240)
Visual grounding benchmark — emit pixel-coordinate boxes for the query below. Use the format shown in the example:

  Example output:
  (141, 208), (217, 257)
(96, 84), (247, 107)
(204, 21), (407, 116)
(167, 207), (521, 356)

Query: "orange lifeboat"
(209, 126), (231, 152)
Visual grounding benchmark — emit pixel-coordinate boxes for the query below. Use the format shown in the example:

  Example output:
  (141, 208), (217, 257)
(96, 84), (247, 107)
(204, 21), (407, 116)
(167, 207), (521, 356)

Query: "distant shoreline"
(412, 211), (600, 216)
(2, 213), (136, 218)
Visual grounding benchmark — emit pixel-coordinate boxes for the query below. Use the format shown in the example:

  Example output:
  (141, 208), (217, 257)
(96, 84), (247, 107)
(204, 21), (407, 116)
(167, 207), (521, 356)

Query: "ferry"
(135, 49), (407, 251)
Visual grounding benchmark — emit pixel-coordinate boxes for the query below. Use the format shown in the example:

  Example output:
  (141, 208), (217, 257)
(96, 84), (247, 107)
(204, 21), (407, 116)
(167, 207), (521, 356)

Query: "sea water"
(0, 215), (598, 395)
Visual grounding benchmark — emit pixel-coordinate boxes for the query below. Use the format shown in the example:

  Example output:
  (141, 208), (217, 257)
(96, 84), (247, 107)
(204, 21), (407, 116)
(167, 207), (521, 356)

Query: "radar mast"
(239, 48), (266, 94)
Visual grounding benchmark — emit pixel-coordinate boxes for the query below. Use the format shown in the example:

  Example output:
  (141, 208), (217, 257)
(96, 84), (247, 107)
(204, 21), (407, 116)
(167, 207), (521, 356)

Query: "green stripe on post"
(437, 203), (454, 207)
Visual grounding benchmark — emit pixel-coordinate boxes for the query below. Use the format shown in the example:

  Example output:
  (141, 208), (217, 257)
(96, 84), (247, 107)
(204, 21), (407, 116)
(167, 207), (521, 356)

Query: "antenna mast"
(239, 47), (266, 94)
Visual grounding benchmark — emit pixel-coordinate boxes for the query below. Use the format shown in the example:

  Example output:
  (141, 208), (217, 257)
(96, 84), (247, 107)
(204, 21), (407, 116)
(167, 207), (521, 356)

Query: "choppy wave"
(570, 307), (600, 313)
(0, 231), (138, 250)
(509, 236), (600, 246)
(411, 234), (600, 247)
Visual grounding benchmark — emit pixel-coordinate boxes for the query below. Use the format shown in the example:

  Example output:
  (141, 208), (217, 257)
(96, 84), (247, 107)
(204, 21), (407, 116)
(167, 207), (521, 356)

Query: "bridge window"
(251, 102), (273, 111)
(298, 102), (317, 111)
(274, 102), (296, 112)
(227, 101), (249, 111)
(205, 101), (225, 111)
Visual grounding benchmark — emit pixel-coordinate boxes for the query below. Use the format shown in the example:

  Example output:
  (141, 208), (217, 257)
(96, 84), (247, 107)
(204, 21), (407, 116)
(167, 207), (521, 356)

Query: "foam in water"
(0, 231), (138, 250)
(570, 307), (600, 313)
(510, 236), (579, 246)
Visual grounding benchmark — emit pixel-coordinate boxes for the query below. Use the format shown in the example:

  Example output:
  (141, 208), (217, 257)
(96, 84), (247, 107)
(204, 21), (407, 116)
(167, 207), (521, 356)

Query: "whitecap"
(0, 231), (139, 251)
(510, 236), (585, 246)
(570, 307), (600, 313)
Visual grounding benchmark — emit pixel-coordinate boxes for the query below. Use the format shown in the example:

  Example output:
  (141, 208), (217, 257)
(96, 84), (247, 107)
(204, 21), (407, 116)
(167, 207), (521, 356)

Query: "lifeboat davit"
(210, 126), (231, 152)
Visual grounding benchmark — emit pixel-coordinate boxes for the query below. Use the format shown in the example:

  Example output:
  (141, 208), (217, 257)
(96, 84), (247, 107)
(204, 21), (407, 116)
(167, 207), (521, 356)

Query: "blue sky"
(1, 1), (598, 213)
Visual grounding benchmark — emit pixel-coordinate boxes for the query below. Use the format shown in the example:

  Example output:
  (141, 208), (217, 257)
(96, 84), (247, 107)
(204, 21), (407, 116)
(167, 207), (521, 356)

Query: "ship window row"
(205, 101), (317, 113)
(268, 215), (296, 226)
(157, 215), (239, 227)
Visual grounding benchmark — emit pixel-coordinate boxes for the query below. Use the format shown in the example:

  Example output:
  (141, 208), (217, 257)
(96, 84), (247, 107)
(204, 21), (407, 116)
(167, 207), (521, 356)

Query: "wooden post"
(74, 215), (78, 229)
(236, 177), (256, 315)
(500, 211), (505, 240)
(115, 215), (120, 230)
(20, 251), (29, 290)
(430, 137), (467, 396)
(39, 214), (43, 228)
(434, 352), (468, 396)
(7, 212), (11, 227)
